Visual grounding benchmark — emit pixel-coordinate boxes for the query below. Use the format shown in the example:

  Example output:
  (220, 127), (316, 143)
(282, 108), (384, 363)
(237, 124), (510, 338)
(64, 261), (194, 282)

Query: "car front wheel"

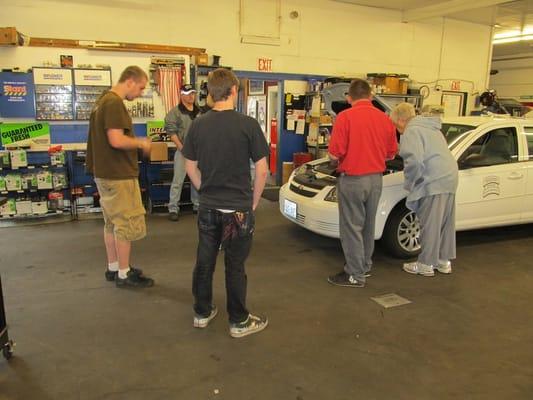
(382, 204), (421, 259)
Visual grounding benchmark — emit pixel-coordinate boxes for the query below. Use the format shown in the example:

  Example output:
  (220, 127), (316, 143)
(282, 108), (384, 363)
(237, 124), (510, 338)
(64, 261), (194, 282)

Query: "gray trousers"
(338, 173), (382, 283)
(416, 193), (456, 266)
(168, 150), (199, 213)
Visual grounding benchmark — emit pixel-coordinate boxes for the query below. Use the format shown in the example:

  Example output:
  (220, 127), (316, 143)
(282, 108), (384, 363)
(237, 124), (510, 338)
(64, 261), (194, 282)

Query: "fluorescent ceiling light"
(494, 30), (521, 39)
(493, 34), (533, 44)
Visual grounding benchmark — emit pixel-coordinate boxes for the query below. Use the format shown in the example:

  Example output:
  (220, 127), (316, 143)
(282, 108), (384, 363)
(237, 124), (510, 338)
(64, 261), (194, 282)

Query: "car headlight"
(324, 187), (337, 202)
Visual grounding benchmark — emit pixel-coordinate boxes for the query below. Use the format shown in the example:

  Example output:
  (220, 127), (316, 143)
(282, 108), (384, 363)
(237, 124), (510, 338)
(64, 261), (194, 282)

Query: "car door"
(455, 124), (526, 229)
(522, 124), (533, 221)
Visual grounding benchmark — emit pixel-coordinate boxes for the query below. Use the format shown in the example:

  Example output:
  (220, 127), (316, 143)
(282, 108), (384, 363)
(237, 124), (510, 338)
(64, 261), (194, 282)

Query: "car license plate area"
(284, 199), (297, 219)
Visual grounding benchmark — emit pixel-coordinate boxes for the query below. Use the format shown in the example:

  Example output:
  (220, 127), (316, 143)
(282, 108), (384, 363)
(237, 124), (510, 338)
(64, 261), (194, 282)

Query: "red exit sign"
(258, 58), (273, 72)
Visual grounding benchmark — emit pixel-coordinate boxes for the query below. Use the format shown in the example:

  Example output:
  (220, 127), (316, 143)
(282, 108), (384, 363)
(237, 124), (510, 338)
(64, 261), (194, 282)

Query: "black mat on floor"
(261, 187), (279, 202)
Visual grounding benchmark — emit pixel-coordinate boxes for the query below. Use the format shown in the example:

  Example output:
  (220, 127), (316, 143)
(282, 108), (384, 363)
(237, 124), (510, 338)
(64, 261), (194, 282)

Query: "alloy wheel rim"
(397, 211), (421, 253)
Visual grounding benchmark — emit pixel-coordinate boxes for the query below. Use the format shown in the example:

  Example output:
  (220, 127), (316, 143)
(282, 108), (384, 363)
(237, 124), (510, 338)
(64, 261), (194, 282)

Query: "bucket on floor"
(293, 152), (313, 168)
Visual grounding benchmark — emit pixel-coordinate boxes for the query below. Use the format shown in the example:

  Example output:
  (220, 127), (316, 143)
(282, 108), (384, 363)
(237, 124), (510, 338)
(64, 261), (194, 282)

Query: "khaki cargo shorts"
(94, 178), (146, 241)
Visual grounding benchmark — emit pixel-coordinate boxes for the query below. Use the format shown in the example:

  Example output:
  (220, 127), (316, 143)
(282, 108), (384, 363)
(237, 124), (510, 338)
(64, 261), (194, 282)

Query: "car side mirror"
(458, 160), (469, 170)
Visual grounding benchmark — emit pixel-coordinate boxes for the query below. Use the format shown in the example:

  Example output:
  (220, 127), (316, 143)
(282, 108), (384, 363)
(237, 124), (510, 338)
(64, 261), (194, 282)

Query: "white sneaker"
(435, 261), (452, 274)
(193, 305), (218, 328)
(403, 262), (435, 277)
(229, 314), (268, 338)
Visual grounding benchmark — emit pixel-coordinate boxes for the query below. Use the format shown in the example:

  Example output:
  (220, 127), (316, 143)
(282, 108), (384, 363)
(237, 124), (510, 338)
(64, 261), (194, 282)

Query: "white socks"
(108, 261), (119, 272)
(118, 267), (130, 279)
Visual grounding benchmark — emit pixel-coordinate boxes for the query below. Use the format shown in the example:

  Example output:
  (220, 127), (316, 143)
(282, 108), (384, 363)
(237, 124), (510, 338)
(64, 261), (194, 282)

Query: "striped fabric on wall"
(157, 67), (182, 113)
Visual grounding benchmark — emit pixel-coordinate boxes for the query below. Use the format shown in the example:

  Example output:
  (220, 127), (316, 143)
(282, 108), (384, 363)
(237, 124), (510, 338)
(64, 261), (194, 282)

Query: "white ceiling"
(333, 0), (533, 58)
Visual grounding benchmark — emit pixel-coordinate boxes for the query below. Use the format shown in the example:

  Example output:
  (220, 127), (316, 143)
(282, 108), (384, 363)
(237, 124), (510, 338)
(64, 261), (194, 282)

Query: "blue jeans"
(168, 150), (199, 213)
(192, 208), (254, 323)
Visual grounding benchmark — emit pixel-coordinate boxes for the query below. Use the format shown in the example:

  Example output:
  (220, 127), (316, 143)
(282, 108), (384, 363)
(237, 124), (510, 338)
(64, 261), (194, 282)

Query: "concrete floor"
(0, 199), (532, 400)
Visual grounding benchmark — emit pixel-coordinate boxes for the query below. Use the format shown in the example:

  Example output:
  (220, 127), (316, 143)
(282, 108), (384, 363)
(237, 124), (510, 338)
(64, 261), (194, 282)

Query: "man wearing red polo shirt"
(327, 79), (398, 288)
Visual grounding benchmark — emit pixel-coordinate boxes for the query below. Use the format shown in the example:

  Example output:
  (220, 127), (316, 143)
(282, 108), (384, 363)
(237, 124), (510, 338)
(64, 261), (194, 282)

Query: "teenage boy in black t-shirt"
(182, 68), (269, 338)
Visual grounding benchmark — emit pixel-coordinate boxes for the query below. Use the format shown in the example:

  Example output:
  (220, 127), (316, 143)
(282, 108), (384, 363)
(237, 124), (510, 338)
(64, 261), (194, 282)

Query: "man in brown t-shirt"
(86, 65), (154, 288)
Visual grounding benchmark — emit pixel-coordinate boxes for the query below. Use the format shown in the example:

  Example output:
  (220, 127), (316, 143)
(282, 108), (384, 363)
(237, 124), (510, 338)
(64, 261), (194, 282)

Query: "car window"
(458, 127), (518, 167)
(442, 124), (475, 145)
(525, 127), (533, 160)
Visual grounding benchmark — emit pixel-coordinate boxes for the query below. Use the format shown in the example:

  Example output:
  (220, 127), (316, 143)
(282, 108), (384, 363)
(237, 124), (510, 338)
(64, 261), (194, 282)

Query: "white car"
(279, 115), (533, 258)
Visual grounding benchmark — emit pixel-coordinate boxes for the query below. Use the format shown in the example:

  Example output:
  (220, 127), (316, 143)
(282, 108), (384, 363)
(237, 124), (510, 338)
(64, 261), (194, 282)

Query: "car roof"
(441, 115), (515, 127)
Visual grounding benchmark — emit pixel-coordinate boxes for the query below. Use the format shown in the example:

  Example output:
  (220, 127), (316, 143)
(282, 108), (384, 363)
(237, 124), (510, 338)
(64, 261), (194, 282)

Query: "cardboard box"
(37, 170), (53, 189)
(15, 200), (32, 215)
(5, 174), (22, 191)
(282, 162), (294, 185)
(150, 142), (168, 161)
(0, 27), (18, 46)
(196, 53), (209, 66)
(319, 115), (333, 125)
(0, 199), (16, 216)
(0, 175), (6, 192)
(10, 150), (28, 168)
(399, 79), (408, 95)
(31, 201), (48, 215)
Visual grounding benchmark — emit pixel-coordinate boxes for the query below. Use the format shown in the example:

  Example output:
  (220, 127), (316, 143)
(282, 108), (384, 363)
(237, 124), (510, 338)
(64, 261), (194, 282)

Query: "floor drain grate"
(371, 293), (411, 308)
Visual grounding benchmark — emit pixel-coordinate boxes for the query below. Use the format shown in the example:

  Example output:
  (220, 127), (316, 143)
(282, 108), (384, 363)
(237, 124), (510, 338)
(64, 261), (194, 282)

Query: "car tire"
(382, 204), (421, 259)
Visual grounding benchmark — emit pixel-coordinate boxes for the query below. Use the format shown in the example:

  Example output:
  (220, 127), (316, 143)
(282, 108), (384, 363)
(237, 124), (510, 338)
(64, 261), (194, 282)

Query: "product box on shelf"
(9, 150), (28, 168)
(31, 201), (48, 215)
(5, 174), (22, 191)
(50, 151), (66, 166)
(15, 199), (32, 215)
(0, 151), (10, 168)
(0, 198), (16, 216)
(52, 172), (68, 189)
(22, 173), (38, 190)
(0, 175), (6, 192)
(37, 170), (53, 189)
(150, 142), (168, 161)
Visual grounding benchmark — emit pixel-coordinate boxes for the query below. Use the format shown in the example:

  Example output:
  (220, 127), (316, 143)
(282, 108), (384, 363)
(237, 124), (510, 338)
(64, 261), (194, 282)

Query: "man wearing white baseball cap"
(165, 84), (201, 221)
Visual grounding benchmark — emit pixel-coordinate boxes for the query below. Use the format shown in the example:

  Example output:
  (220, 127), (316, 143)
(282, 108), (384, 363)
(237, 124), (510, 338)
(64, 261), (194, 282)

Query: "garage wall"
(490, 56), (533, 101)
(0, 0), (492, 112)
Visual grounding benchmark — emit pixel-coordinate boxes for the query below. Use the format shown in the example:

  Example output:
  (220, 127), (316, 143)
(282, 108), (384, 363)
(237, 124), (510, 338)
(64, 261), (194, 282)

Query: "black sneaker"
(168, 212), (179, 221)
(105, 266), (143, 282)
(327, 271), (365, 288)
(116, 268), (154, 288)
(229, 314), (268, 338)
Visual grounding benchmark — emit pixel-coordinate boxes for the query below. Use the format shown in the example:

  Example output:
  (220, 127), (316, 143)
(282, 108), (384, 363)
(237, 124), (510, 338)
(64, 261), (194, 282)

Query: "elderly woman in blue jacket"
(390, 103), (459, 276)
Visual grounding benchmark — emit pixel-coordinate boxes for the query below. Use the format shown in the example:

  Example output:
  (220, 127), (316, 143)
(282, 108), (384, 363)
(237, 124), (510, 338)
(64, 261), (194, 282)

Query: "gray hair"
(390, 102), (416, 124)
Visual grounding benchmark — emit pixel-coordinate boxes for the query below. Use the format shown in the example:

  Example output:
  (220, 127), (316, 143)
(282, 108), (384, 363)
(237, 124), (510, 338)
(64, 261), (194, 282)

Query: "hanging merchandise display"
(33, 67), (74, 120)
(124, 88), (155, 118)
(73, 69), (112, 120)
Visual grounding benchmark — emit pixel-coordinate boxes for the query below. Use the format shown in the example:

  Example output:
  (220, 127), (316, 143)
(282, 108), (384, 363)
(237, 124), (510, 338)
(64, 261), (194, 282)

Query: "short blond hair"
(118, 66), (148, 83)
(390, 102), (416, 124)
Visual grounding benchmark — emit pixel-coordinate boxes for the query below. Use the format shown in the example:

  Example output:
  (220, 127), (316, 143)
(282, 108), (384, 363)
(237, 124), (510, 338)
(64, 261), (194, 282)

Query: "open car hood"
(293, 157), (404, 188)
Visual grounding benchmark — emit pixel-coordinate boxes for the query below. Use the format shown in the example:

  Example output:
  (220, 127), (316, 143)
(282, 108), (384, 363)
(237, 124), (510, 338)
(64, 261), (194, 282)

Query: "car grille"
(296, 214), (305, 224)
(290, 183), (318, 198)
(315, 220), (338, 233)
